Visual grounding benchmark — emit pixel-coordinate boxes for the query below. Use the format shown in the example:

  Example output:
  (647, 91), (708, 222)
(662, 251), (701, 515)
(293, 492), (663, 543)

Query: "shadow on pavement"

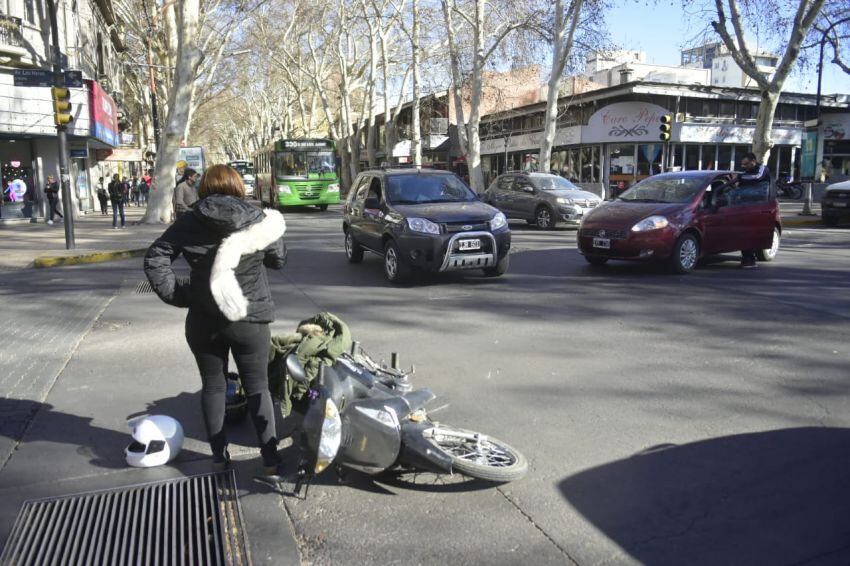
(559, 427), (850, 566)
(0, 397), (206, 470)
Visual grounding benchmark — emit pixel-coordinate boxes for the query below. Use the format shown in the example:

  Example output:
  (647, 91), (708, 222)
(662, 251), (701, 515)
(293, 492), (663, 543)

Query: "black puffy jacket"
(144, 194), (287, 323)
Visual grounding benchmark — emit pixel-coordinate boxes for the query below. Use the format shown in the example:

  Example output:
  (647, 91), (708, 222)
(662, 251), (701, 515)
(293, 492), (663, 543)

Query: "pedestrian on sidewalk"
(737, 152), (772, 269)
(137, 177), (148, 206)
(108, 173), (126, 229)
(131, 176), (141, 206)
(173, 168), (199, 220)
(144, 164), (287, 474)
(121, 176), (131, 207)
(96, 177), (109, 215)
(44, 175), (63, 225)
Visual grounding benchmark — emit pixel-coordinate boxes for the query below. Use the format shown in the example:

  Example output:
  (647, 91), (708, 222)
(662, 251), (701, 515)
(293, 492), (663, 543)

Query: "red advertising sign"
(88, 80), (119, 147)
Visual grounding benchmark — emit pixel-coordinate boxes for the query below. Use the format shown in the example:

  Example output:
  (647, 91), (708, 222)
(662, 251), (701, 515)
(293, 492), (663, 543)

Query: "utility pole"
(45, 0), (74, 249)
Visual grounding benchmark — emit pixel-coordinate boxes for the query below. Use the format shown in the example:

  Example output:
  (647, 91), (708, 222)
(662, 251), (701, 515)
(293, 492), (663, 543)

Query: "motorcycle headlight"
(279, 185), (292, 195)
(315, 399), (342, 474)
(556, 197), (574, 205)
(489, 211), (508, 231)
(631, 215), (669, 232)
(407, 217), (441, 234)
(327, 183), (340, 193)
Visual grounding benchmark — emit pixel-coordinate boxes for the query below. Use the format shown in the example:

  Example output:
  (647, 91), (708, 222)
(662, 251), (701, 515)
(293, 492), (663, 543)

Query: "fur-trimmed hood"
(207, 200), (286, 321)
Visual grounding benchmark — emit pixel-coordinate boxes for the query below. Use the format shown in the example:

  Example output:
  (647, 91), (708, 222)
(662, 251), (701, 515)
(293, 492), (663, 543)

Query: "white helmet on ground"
(125, 415), (184, 468)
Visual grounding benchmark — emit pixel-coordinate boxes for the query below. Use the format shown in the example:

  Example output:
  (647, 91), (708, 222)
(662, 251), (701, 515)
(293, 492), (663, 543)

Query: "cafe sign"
(582, 102), (669, 144)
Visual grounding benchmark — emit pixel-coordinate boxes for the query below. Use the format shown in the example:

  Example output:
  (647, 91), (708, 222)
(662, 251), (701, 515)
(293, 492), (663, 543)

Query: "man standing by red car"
(738, 152), (772, 269)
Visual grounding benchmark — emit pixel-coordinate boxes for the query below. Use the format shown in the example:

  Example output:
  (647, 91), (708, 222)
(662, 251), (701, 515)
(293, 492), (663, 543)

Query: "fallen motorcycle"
(260, 341), (527, 495)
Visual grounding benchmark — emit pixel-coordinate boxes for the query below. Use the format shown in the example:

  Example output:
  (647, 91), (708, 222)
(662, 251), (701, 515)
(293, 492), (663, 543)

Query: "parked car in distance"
(482, 172), (602, 229)
(821, 180), (850, 226)
(342, 168), (511, 283)
(577, 171), (781, 273)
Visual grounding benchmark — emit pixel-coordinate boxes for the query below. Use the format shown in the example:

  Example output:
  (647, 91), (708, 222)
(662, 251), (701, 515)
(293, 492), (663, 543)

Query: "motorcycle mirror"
(286, 355), (309, 384)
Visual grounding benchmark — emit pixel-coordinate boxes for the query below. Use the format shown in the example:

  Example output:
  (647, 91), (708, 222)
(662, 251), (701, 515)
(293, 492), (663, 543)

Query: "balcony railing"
(0, 14), (24, 49)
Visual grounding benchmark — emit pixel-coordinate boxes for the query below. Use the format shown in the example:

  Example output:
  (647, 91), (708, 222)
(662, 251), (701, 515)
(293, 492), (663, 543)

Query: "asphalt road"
(267, 207), (850, 566)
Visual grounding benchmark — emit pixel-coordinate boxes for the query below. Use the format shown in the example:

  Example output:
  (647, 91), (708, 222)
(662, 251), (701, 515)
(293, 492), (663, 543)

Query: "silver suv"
(483, 172), (602, 229)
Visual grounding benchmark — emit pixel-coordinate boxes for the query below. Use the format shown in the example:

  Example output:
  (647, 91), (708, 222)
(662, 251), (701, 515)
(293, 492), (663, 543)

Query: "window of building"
(24, 0), (37, 24)
(637, 144), (664, 176)
(719, 101), (735, 118)
(580, 146), (599, 182)
(717, 145), (733, 170)
(778, 104), (797, 121)
(703, 145), (718, 170)
(672, 145), (683, 171)
(684, 145), (701, 170)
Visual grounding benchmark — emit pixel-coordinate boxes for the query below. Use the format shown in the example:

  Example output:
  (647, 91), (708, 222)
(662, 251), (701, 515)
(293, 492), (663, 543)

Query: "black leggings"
(185, 309), (277, 464)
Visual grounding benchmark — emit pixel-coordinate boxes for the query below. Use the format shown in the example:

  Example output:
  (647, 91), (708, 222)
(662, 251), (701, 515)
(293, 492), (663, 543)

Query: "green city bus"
(254, 138), (340, 210)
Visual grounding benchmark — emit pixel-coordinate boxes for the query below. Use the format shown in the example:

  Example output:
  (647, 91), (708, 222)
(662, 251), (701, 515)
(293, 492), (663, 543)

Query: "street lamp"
(814, 16), (850, 181)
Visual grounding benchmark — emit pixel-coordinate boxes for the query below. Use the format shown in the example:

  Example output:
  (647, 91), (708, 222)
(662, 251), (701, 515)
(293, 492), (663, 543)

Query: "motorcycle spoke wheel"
(423, 425), (528, 482)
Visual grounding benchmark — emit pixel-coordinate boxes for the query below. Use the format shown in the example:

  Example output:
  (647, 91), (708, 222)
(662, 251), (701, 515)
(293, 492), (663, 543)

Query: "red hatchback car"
(577, 171), (781, 273)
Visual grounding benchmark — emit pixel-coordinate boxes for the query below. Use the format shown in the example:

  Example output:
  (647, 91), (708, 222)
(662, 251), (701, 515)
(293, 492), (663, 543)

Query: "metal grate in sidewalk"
(0, 470), (250, 566)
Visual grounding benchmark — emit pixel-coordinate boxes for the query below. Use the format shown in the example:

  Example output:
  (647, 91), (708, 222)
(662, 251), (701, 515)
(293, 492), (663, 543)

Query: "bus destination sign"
(276, 139), (333, 151)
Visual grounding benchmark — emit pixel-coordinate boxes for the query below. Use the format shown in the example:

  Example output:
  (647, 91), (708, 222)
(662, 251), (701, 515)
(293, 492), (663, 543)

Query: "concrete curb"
(782, 217), (823, 228)
(32, 248), (148, 268)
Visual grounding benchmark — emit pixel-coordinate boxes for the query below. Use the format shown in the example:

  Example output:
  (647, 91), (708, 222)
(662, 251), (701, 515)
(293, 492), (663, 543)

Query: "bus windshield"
(275, 151), (336, 179)
(230, 162), (254, 177)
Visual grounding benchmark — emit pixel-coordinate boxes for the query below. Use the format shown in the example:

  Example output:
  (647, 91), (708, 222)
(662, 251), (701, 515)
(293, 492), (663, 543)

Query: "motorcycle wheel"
(423, 425), (528, 482)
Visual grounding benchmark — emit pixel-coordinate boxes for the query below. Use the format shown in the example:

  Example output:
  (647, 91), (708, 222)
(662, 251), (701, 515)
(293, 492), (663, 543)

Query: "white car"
(821, 179), (850, 226)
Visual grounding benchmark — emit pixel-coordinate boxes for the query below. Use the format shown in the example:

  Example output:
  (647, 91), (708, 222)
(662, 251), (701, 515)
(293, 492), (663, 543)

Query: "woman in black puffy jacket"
(144, 164), (287, 473)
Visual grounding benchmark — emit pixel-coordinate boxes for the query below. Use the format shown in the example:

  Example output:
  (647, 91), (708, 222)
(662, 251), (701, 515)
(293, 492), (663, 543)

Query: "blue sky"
(605, 1), (850, 95)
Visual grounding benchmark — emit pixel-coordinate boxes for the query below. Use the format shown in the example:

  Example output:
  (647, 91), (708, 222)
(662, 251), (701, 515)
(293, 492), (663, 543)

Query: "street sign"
(13, 70), (51, 87)
(64, 71), (83, 88)
(13, 69), (84, 88)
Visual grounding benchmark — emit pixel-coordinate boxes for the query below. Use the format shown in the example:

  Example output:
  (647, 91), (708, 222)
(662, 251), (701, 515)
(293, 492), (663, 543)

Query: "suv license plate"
(593, 237), (611, 249)
(459, 239), (481, 251)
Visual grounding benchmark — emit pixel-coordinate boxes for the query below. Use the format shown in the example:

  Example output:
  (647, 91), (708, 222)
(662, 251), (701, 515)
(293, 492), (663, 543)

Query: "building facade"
(0, 0), (125, 220)
(478, 81), (849, 197)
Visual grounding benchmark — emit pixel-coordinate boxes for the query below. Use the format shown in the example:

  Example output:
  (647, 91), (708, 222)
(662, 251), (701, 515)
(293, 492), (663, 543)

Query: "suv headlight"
(556, 197), (574, 205)
(631, 215), (669, 232)
(407, 217), (441, 234)
(279, 185), (292, 195)
(327, 183), (340, 193)
(490, 211), (508, 231)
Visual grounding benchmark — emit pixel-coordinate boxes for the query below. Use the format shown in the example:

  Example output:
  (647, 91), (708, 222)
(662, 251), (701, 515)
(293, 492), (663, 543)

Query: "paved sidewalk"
(0, 262), (300, 564)
(0, 206), (167, 270)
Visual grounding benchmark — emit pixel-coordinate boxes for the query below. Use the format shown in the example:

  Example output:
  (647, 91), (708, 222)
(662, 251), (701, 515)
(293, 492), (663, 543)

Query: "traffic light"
(51, 87), (73, 126)
(659, 114), (672, 142)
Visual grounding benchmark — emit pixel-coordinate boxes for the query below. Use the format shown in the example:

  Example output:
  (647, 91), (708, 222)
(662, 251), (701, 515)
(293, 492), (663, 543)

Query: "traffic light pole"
(46, 0), (74, 249)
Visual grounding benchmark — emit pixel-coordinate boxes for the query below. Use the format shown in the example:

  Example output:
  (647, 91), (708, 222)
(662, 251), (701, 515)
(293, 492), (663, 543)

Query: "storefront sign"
(69, 149), (88, 158)
(822, 114), (849, 140)
(179, 147), (205, 171)
(800, 129), (818, 180)
(97, 148), (144, 162)
(480, 127), (580, 155)
(89, 80), (119, 147)
(583, 102), (669, 143)
(677, 123), (800, 145)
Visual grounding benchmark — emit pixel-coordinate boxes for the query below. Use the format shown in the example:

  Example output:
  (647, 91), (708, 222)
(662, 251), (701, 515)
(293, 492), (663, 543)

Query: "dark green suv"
(342, 168), (511, 283)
